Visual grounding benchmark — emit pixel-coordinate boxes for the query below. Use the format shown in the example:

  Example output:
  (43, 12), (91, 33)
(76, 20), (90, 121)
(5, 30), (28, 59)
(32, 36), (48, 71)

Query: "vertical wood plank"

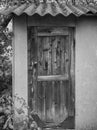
(52, 81), (55, 120)
(28, 27), (75, 125)
(38, 37), (43, 76)
(30, 27), (38, 113)
(43, 81), (46, 120)
(70, 28), (75, 116)
(68, 28), (75, 116)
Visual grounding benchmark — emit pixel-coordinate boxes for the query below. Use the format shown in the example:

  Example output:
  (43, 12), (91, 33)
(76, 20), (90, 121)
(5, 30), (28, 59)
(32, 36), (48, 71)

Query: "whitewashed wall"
(13, 15), (28, 114)
(76, 16), (97, 130)
(13, 15), (97, 129)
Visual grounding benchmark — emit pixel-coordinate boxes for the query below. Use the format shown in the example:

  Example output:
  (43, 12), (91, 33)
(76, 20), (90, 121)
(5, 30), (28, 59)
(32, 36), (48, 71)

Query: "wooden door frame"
(27, 26), (75, 129)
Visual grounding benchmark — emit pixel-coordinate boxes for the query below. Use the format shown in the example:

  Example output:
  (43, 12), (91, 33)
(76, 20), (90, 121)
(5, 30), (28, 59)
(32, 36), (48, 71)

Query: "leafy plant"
(0, 91), (13, 130)
(0, 92), (40, 130)
(0, 24), (12, 93)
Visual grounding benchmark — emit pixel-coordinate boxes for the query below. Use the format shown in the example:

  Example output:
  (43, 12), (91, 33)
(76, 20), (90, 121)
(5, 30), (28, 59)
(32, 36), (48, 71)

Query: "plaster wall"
(13, 15), (97, 129)
(13, 15), (28, 112)
(76, 16), (97, 130)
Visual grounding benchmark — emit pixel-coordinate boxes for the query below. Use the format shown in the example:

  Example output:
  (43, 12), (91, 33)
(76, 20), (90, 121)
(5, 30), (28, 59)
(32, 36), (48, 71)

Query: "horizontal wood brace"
(37, 74), (69, 81)
(37, 33), (69, 37)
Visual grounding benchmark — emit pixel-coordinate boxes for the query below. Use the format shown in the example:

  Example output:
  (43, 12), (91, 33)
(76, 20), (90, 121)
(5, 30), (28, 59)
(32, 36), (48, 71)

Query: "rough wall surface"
(76, 16), (97, 130)
(13, 15), (97, 129)
(13, 15), (28, 112)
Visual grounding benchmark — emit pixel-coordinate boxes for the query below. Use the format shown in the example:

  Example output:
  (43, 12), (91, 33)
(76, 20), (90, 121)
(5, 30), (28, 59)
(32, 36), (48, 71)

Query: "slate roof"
(0, 2), (97, 17)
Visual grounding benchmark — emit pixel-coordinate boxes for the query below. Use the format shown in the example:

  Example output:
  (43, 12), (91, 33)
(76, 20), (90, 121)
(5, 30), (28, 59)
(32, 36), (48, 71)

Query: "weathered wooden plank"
(64, 36), (69, 74)
(60, 81), (69, 122)
(38, 37), (44, 76)
(43, 37), (50, 75)
(37, 81), (46, 121)
(28, 29), (32, 109)
(55, 81), (60, 121)
(48, 38), (52, 75)
(37, 75), (69, 81)
(37, 82), (42, 117)
(28, 27), (37, 111)
(56, 36), (62, 75)
(37, 33), (69, 36)
(42, 81), (46, 121)
(28, 26), (75, 126)
(60, 81), (65, 116)
(61, 36), (66, 74)
(70, 28), (75, 116)
(31, 28), (38, 112)
(67, 28), (74, 116)
(52, 81), (55, 120)
(38, 36), (51, 76)
(51, 37), (57, 75)
(46, 81), (53, 121)
(56, 37), (59, 75)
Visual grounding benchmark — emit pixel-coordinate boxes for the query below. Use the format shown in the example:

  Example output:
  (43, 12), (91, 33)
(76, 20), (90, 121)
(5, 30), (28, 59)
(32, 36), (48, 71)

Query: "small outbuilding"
(1, 1), (97, 130)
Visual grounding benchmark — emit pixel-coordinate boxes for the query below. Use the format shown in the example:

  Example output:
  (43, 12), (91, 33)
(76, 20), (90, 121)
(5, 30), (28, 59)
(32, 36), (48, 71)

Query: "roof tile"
(0, 2), (97, 16)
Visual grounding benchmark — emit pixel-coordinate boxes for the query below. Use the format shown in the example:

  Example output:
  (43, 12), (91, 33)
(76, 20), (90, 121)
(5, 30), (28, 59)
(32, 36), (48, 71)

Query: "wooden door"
(28, 27), (75, 128)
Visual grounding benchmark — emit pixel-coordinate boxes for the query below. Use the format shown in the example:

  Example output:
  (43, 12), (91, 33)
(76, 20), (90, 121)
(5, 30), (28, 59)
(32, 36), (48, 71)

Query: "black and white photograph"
(0, 0), (97, 130)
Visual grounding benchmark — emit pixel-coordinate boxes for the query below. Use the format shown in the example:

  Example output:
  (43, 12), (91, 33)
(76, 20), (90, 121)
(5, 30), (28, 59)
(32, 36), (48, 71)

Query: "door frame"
(28, 26), (75, 129)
